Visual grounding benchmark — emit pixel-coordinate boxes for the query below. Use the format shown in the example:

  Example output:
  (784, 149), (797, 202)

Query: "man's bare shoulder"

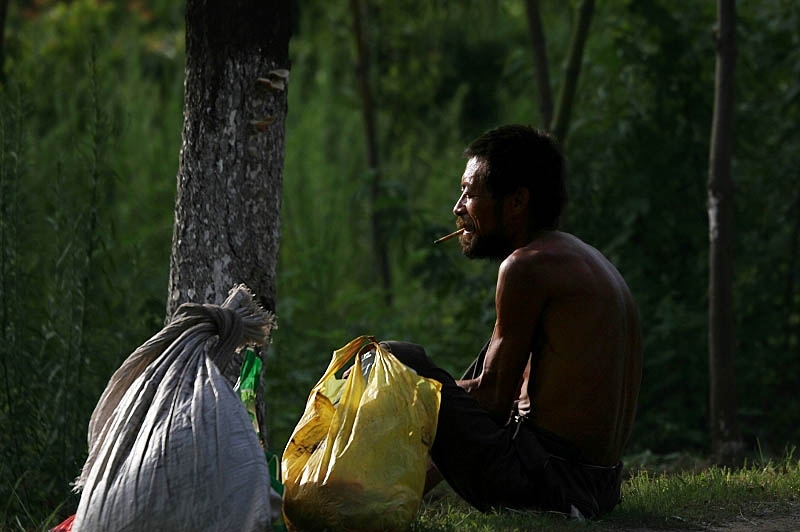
(501, 231), (626, 301)
(502, 232), (594, 274)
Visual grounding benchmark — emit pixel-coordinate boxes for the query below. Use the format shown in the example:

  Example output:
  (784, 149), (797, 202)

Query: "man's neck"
(512, 227), (552, 251)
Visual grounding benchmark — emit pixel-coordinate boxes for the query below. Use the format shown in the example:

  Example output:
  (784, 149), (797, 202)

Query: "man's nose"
(453, 193), (466, 216)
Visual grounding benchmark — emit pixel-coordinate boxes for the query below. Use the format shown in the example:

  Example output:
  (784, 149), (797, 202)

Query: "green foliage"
(730, 0), (800, 447)
(563, 0), (717, 452)
(1, 0), (183, 527)
(272, 0), (800, 462)
(267, 0), (502, 448)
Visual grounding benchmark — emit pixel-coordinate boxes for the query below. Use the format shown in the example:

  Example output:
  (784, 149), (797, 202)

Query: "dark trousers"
(383, 341), (622, 518)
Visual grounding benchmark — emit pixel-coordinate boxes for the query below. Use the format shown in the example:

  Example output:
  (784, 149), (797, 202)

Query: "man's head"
(453, 125), (567, 259)
(464, 124), (566, 230)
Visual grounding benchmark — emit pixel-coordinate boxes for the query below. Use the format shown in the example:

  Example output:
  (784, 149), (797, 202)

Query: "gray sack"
(73, 285), (276, 532)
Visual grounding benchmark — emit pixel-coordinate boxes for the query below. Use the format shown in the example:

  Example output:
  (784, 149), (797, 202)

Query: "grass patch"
(6, 454), (800, 531)
(412, 454), (800, 531)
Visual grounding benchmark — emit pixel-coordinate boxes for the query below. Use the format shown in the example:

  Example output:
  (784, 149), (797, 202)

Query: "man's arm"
(457, 251), (546, 423)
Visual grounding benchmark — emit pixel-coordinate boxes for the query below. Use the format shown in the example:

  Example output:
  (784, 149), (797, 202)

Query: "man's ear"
(508, 187), (529, 214)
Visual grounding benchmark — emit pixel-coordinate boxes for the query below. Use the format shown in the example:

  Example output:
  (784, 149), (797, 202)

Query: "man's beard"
(460, 226), (514, 261)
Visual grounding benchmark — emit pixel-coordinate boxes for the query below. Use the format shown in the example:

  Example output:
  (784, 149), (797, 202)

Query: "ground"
(609, 503), (800, 532)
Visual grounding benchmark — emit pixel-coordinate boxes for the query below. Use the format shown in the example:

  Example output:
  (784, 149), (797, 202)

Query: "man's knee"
(381, 341), (430, 373)
(381, 340), (459, 388)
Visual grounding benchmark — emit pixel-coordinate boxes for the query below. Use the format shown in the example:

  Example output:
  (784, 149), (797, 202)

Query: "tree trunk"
(708, 0), (742, 464)
(167, 0), (291, 446)
(350, 0), (392, 305)
(551, 0), (594, 145)
(524, 0), (553, 130)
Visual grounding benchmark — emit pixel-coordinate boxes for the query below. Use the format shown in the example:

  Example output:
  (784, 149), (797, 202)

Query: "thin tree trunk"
(167, 0), (291, 446)
(524, 0), (553, 130)
(707, 0), (742, 464)
(551, 0), (595, 145)
(350, 0), (392, 305)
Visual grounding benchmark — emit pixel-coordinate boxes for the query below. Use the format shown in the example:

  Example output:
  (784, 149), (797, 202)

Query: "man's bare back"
(511, 232), (642, 465)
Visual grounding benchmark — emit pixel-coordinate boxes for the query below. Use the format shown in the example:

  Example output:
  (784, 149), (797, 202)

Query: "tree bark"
(350, 0), (392, 305)
(524, 0), (553, 130)
(551, 0), (594, 145)
(167, 0), (291, 446)
(707, 0), (742, 464)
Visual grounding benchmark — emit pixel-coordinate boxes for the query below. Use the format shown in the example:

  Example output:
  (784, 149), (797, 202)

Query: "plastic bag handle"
(310, 335), (378, 392)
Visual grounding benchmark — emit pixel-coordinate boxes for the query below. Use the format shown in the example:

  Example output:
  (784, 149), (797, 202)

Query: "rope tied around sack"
(169, 285), (274, 372)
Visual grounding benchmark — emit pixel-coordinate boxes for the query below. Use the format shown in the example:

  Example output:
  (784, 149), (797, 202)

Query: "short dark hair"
(464, 125), (567, 230)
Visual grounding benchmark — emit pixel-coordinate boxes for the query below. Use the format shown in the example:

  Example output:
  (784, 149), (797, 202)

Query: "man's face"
(452, 157), (513, 260)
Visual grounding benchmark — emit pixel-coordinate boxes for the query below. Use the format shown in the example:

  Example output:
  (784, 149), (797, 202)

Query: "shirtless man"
(385, 125), (642, 517)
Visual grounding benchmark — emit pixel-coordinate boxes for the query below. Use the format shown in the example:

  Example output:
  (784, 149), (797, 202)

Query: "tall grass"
(0, 63), (113, 531)
(1, 77), (28, 531)
(0, 2), (184, 527)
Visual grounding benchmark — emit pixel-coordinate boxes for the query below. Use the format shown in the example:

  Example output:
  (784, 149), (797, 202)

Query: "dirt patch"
(617, 504), (800, 532)
(707, 505), (800, 532)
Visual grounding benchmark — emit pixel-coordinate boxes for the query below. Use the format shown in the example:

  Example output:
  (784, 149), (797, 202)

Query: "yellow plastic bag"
(281, 336), (442, 532)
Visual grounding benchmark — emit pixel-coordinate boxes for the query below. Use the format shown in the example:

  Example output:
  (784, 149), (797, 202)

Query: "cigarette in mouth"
(433, 228), (466, 244)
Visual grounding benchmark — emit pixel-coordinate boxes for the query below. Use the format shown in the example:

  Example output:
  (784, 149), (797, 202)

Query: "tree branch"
(551, 0), (595, 145)
(350, 0), (392, 305)
(524, 0), (553, 130)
